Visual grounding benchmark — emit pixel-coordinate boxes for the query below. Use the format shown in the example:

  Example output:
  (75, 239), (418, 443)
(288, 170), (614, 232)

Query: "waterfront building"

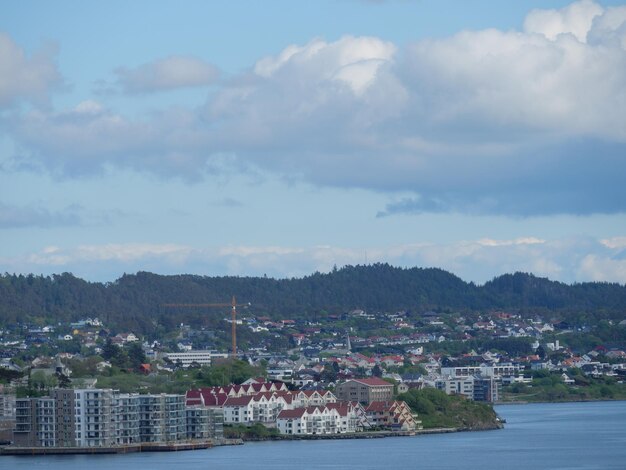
(186, 406), (224, 441)
(138, 394), (186, 443)
(12, 390), (217, 448)
(435, 375), (500, 402)
(365, 401), (418, 431)
(74, 388), (114, 447)
(276, 406), (339, 435)
(335, 378), (394, 405)
(112, 393), (140, 444)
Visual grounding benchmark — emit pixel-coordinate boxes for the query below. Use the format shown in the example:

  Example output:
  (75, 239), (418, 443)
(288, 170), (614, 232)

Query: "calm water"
(2, 401), (625, 470)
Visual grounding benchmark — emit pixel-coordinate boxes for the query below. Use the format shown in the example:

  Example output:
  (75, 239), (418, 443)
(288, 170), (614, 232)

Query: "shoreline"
(495, 397), (626, 406)
(0, 439), (243, 456)
(238, 424), (503, 443)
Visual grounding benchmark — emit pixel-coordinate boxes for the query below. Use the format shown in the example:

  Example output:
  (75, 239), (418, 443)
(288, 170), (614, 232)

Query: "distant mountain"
(1, 264), (625, 334)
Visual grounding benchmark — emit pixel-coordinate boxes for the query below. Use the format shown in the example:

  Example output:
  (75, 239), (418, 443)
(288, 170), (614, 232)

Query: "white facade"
(163, 350), (229, 368)
(74, 389), (114, 447)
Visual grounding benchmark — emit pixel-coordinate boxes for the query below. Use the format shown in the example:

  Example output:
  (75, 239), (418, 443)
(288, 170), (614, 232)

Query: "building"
(74, 388), (114, 447)
(335, 378), (394, 405)
(12, 389), (218, 448)
(163, 350), (229, 368)
(276, 406), (339, 435)
(472, 376), (500, 402)
(436, 376), (475, 400)
(138, 394), (186, 443)
(112, 393), (140, 444)
(186, 406), (224, 441)
(436, 374), (500, 403)
(14, 397), (56, 447)
(276, 402), (371, 435)
(365, 401), (418, 431)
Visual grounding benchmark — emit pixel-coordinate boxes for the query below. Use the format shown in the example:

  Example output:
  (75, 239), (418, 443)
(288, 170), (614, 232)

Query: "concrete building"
(74, 388), (114, 447)
(14, 397), (56, 447)
(112, 393), (140, 444)
(12, 390), (216, 448)
(186, 407), (224, 441)
(138, 394), (186, 443)
(335, 378), (394, 405)
(163, 351), (229, 368)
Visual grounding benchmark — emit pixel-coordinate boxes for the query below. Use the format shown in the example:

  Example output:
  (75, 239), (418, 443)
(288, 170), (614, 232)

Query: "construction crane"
(162, 296), (248, 358)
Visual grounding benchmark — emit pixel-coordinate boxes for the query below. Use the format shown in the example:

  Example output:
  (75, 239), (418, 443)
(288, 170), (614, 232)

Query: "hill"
(1, 264), (625, 334)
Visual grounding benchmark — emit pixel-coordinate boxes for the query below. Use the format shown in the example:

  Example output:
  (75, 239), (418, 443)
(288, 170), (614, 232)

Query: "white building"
(163, 350), (229, 368)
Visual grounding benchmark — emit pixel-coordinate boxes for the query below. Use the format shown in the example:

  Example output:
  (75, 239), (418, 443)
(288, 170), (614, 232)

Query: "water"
(2, 401), (625, 470)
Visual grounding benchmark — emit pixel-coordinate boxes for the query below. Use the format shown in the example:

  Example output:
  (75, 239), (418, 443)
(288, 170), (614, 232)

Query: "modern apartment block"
(435, 375), (500, 402)
(14, 397), (56, 447)
(112, 393), (140, 444)
(186, 406), (224, 440)
(138, 394), (186, 443)
(74, 388), (114, 447)
(13, 389), (218, 448)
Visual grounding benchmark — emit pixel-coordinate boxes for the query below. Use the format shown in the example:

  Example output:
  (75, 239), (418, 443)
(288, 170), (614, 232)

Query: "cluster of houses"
(0, 377), (418, 448)
(186, 377), (418, 436)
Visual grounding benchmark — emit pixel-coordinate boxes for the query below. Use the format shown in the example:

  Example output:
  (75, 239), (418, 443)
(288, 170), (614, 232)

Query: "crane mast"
(162, 295), (245, 358)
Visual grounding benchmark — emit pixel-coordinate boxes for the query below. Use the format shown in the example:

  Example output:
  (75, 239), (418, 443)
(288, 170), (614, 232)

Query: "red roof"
(277, 408), (307, 419)
(351, 378), (392, 387)
(224, 395), (254, 406)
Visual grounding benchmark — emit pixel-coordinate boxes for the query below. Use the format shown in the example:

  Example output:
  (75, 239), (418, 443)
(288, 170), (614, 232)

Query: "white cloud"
(4, 235), (626, 284)
(524, 0), (604, 42)
(578, 254), (626, 282)
(601, 236), (626, 249)
(25, 243), (193, 265)
(5, 2), (626, 216)
(114, 55), (219, 93)
(0, 32), (63, 108)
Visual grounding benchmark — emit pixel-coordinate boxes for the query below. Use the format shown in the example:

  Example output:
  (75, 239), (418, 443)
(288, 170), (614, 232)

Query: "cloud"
(5, 1), (626, 217)
(578, 254), (626, 282)
(10, 100), (222, 178)
(524, 0), (604, 42)
(0, 32), (63, 108)
(113, 56), (219, 93)
(0, 202), (82, 229)
(3, 235), (626, 284)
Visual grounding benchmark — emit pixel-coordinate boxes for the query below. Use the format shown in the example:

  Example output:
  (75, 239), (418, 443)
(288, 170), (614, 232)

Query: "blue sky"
(1, 0), (626, 284)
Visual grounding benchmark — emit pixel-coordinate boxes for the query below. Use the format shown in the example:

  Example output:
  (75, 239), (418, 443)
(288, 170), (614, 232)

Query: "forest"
(1, 264), (625, 334)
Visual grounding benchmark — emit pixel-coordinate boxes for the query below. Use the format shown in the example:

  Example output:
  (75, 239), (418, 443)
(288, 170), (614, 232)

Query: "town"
(1, 302), (625, 452)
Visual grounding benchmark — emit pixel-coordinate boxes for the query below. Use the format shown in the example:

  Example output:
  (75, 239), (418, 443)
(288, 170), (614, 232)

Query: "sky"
(1, 0), (626, 285)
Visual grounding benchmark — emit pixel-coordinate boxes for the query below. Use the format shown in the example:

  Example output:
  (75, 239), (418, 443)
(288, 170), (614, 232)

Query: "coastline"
(238, 424), (502, 443)
(496, 397), (626, 406)
(0, 439), (243, 456)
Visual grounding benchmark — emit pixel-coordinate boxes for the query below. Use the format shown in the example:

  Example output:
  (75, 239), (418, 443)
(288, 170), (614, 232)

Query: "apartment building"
(138, 394), (186, 443)
(14, 397), (56, 447)
(186, 406), (224, 441)
(335, 378), (394, 405)
(74, 388), (114, 447)
(12, 390), (217, 448)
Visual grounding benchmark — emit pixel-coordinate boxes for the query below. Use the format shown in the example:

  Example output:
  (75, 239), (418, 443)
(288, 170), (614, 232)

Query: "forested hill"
(1, 264), (625, 333)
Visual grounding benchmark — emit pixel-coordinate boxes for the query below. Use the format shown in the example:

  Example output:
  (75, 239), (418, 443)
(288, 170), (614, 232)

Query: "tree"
(372, 364), (383, 377)
(102, 338), (119, 361)
(126, 342), (147, 370)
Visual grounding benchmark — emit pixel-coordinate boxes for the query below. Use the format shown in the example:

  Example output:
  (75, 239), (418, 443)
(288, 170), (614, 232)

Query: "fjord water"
(4, 401), (626, 470)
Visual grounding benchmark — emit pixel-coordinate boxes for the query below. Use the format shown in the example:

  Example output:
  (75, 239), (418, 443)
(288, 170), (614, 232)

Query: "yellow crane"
(163, 296), (248, 358)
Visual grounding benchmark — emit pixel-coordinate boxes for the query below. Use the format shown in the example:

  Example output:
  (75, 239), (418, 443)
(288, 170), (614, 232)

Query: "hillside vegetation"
(399, 388), (501, 430)
(1, 264), (625, 334)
